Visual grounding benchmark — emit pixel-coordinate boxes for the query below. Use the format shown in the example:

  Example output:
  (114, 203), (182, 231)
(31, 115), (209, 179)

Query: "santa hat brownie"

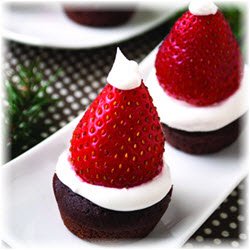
(145, 0), (247, 154)
(70, 50), (165, 188)
(53, 48), (172, 239)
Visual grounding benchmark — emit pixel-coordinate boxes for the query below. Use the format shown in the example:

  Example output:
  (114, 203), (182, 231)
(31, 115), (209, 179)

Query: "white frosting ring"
(56, 150), (172, 211)
(145, 65), (248, 132)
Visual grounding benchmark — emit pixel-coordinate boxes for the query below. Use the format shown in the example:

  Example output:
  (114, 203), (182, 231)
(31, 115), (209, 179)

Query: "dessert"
(146, 0), (247, 154)
(53, 49), (172, 239)
(63, 5), (135, 27)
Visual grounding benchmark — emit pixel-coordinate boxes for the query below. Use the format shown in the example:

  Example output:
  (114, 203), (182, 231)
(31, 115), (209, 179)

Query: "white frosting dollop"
(56, 150), (172, 211)
(145, 66), (248, 132)
(189, 0), (218, 16)
(107, 48), (141, 90)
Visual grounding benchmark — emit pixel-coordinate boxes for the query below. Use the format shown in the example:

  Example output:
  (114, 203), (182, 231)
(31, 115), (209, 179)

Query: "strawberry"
(155, 10), (243, 106)
(69, 82), (165, 188)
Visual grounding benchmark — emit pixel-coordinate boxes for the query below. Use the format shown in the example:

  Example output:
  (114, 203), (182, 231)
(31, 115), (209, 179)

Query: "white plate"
(0, 49), (248, 249)
(2, 3), (183, 49)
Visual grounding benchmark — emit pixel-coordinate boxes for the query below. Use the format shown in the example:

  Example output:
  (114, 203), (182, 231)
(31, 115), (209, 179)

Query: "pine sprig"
(5, 61), (61, 158)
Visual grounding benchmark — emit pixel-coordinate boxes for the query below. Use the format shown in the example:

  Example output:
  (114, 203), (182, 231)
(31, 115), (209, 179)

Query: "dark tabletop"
(3, 18), (247, 248)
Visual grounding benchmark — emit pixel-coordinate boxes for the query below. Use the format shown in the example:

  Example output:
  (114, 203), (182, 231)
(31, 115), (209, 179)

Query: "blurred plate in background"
(2, 2), (184, 49)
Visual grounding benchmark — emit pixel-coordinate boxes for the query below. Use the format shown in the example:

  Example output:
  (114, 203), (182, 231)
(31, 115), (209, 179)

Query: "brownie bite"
(63, 6), (135, 27)
(53, 174), (172, 239)
(162, 117), (244, 154)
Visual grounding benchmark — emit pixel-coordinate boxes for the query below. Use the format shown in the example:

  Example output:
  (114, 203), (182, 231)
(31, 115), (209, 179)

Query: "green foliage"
(220, 6), (244, 47)
(5, 61), (61, 157)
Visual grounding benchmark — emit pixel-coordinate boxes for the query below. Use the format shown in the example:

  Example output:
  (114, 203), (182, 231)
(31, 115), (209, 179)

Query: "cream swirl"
(107, 48), (141, 90)
(189, 0), (218, 16)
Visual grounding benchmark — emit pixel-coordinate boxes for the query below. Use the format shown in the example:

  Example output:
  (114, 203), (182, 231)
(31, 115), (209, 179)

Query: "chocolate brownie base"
(53, 174), (172, 239)
(162, 117), (243, 154)
(63, 9), (134, 27)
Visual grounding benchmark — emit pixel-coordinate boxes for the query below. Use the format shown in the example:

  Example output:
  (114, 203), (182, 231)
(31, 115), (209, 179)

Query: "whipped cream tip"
(107, 47), (141, 90)
(189, 0), (218, 16)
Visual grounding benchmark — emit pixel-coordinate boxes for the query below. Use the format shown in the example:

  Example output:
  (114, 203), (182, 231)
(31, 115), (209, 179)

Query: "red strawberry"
(69, 82), (165, 188)
(155, 10), (243, 106)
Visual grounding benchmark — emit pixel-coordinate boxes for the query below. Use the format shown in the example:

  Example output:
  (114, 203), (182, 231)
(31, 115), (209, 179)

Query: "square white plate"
(0, 48), (248, 249)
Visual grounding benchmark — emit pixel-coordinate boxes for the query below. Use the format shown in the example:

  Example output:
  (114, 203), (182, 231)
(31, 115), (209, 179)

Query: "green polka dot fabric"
(3, 19), (247, 247)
